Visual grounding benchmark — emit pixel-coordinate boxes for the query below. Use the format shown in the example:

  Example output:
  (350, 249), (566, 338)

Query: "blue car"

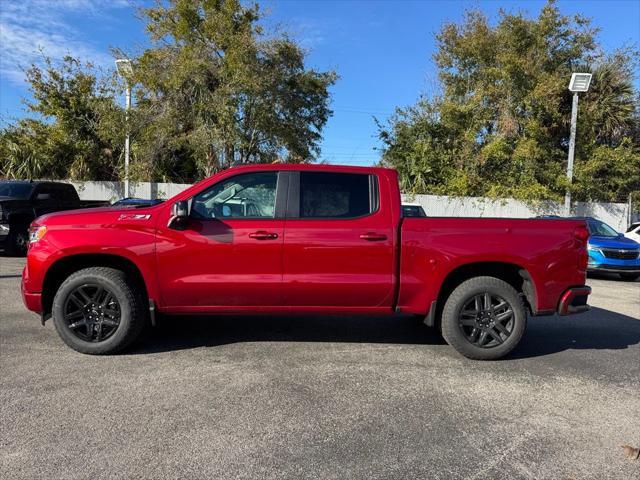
(582, 217), (640, 281)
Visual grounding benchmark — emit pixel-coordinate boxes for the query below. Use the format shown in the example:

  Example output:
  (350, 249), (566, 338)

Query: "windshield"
(587, 219), (619, 237)
(0, 182), (33, 199)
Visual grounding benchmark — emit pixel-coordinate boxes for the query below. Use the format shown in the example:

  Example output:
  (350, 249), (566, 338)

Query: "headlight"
(587, 244), (600, 253)
(29, 225), (47, 244)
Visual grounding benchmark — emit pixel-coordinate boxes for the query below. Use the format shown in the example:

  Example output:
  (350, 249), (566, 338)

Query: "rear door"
(282, 171), (395, 308)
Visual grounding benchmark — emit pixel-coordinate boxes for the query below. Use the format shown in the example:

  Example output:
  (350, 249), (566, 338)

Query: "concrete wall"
(402, 194), (629, 232)
(64, 180), (630, 232)
(69, 181), (192, 203)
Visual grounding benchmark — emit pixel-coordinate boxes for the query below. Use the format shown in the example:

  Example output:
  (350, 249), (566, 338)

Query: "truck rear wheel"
(441, 276), (526, 360)
(52, 267), (146, 354)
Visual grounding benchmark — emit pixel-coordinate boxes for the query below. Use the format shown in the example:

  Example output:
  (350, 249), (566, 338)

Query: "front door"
(282, 171), (395, 308)
(156, 171), (285, 308)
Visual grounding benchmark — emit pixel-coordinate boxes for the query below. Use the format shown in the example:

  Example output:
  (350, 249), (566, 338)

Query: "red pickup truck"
(21, 164), (591, 359)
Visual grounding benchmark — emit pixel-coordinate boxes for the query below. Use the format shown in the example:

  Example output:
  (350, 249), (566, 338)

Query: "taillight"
(574, 225), (589, 271)
(574, 225), (589, 243)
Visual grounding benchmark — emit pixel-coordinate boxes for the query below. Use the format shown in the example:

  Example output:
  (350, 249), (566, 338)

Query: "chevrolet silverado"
(21, 165), (591, 359)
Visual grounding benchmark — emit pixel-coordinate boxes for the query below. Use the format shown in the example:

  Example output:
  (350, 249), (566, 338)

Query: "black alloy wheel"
(52, 267), (146, 354)
(63, 284), (121, 342)
(441, 276), (527, 360)
(8, 227), (28, 256)
(458, 292), (515, 348)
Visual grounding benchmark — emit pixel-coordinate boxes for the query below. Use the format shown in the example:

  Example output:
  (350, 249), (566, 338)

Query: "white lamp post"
(115, 58), (134, 198)
(564, 72), (592, 216)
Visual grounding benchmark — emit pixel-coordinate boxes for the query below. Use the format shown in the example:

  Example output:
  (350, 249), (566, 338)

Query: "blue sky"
(1, 0), (639, 166)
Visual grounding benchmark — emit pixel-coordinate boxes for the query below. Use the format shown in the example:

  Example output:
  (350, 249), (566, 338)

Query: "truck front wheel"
(52, 267), (146, 354)
(441, 276), (526, 360)
(7, 225), (28, 256)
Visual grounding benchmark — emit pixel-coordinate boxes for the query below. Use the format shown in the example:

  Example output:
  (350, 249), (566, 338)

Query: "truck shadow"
(134, 314), (446, 354)
(509, 306), (640, 359)
(132, 306), (640, 358)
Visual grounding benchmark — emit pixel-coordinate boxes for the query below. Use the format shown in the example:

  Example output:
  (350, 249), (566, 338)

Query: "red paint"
(22, 164), (589, 319)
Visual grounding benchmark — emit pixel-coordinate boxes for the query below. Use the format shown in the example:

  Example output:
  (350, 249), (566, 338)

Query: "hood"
(589, 235), (640, 249)
(35, 204), (160, 226)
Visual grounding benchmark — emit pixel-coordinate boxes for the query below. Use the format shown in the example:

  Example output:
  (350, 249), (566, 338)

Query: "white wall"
(69, 181), (192, 203)
(402, 194), (629, 232)
(62, 180), (629, 232)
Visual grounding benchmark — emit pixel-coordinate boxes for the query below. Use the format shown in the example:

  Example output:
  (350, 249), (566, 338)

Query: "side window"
(299, 172), (373, 219)
(60, 184), (78, 201)
(35, 185), (56, 203)
(191, 172), (278, 219)
(52, 185), (66, 201)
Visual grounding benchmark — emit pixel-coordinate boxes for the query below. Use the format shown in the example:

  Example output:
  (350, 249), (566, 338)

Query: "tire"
(7, 225), (28, 256)
(52, 267), (146, 354)
(441, 276), (526, 360)
(619, 273), (640, 282)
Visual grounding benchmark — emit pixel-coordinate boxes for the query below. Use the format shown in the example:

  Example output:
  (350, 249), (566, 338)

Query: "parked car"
(0, 181), (107, 256)
(624, 222), (640, 243)
(581, 217), (640, 281)
(402, 203), (427, 217)
(111, 197), (164, 207)
(21, 165), (591, 360)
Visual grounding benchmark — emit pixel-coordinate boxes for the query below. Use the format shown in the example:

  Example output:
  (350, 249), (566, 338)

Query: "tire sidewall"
(52, 272), (134, 354)
(442, 277), (526, 360)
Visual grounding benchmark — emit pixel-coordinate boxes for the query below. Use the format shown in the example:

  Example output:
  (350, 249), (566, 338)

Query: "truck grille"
(601, 248), (639, 260)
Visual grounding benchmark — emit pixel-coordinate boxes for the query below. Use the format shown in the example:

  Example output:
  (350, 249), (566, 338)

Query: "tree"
(130, 0), (336, 182)
(378, 0), (639, 204)
(1, 0), (336, 183)
(1, 56), (124, 180)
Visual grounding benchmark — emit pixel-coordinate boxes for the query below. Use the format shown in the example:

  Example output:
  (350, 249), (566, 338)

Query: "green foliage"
(1, 57), (124, 180)
(378, 0), (640, 203)
(127, 0), (336, 181)
(1, 0), (336, 183)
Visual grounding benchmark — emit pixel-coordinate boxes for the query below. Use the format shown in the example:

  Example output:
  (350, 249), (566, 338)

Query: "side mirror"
(168, 200), (189, 230)
(36, 193), (51, 201)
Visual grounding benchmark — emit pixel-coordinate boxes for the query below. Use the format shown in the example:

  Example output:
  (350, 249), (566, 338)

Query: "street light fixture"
(564, 72), (592, 216)
(115, 58), (133, 198)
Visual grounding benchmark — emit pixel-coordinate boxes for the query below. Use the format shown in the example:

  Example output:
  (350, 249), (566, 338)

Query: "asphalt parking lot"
(1, 256), (638, 480)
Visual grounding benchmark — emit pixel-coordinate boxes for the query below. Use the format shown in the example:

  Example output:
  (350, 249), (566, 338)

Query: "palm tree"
(584, 60), (637, 145)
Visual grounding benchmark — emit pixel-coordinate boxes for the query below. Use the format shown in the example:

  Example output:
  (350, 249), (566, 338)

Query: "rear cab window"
(297, 172), (377, 219)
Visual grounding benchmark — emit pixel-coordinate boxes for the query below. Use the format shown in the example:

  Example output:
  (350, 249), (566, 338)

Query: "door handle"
(249, 231), (279, 240)
(360, 232), (387, 241)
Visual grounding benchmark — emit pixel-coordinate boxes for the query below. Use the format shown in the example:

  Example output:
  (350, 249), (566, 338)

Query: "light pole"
(564, 72), (592, 216)
(115, 58), (134, 198)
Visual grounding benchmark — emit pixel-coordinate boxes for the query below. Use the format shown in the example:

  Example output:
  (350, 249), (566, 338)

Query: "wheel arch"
(7, 210), (35, 226)
(430, 261), (537, 327)
(42, 254), (149, 317)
